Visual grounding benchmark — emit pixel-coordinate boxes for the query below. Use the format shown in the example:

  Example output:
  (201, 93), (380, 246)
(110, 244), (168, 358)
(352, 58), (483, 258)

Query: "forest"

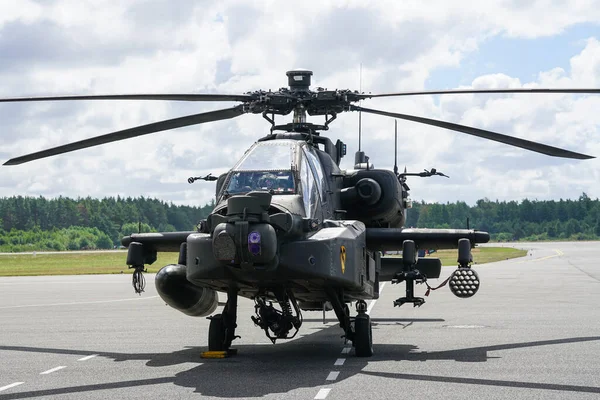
(0, 196), (214, 252)
(0, 193), (598, 252)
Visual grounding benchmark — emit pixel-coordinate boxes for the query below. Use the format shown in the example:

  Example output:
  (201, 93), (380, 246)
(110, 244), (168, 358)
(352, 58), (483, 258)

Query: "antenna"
(358, 111), (362, 151)
(393, 120), (398, 176)
(358, 63), (362, 151)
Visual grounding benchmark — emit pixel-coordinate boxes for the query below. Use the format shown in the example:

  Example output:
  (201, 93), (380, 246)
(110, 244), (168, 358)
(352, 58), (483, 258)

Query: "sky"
(0, 0), (599, 207)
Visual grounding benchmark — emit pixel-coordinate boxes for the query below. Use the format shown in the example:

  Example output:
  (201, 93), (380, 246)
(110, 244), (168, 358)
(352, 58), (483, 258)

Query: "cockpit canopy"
(224, 140), (297, 195)
(220, 139), (328, 219)
(234, 140), (294, 171)
(226, 170), (296, 195)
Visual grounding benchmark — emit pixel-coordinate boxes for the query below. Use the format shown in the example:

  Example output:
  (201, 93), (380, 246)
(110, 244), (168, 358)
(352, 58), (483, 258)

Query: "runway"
(0, 241), (599, 399)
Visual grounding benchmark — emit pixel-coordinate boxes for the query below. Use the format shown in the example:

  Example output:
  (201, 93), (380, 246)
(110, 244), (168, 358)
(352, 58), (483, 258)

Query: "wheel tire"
(208, 314), (226, 351)
(354, 314), (373, 357)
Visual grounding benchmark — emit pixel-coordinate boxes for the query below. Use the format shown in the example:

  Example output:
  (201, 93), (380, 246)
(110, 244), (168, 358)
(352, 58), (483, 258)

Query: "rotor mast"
(287, 70), (312, 124)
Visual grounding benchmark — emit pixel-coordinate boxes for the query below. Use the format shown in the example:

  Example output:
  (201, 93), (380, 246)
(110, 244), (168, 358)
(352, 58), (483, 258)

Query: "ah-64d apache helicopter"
(3, 70), (597, 357)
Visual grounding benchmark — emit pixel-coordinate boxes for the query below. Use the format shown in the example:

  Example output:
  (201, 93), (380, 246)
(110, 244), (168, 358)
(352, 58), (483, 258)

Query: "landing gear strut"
(353, 300), (373, 357)
(208, 286), (239, 351)
(325, 288), (373, 357)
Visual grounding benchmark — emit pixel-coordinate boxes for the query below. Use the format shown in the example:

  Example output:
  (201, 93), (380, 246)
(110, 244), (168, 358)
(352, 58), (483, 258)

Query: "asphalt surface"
(0, 241), (599, 399)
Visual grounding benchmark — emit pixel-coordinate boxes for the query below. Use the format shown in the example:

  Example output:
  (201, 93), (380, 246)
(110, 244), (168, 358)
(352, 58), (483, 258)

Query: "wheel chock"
(201, 351), (228, 359)
(200, 349), (238, 359)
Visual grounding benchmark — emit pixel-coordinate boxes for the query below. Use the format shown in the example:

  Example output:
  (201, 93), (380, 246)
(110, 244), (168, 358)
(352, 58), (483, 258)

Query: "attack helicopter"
(2, 70), (597, 357)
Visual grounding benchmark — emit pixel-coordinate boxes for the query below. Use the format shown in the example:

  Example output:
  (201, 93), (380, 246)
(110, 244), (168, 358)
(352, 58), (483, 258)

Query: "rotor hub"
(286, 69), (313, 91)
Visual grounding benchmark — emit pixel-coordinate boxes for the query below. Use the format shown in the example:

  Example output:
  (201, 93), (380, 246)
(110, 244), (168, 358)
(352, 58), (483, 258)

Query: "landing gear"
(353, 300), (373, 357)
(207, 286), (239, 352)
(325, 288), (374, 357)
(354, 314), (373, 357)
(208, 314), (226, 351)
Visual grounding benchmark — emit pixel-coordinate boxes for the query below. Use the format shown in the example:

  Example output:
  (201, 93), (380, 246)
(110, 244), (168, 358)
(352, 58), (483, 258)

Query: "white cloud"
(0, 0), (599, 209)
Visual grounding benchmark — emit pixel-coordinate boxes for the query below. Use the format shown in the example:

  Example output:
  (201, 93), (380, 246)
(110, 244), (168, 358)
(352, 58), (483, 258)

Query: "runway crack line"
(567, 261), (600, 282)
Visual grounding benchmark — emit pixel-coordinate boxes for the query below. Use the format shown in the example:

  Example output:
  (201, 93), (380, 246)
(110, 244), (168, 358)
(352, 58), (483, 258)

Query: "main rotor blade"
(351, 105), (594, 160)
(4, 106), (245, 165)
(0, 93), (252, 103)
(361, 88), (600, 99)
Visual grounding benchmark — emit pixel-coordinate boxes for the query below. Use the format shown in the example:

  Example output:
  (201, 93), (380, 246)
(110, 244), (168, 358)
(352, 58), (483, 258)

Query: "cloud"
(0, 0), (599, 209)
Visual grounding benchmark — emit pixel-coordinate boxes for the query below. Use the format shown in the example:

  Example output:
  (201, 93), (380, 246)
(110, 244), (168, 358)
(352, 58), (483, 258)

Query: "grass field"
(0, 247), (527, 277)
(422, 247), (527, 267)
(0, 251), (178, 276)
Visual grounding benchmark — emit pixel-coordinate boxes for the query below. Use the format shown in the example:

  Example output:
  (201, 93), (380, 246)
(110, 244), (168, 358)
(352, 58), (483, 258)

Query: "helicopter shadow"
(1, 329), (600, 398)
(303, 317), (445, 330)
(302, 317), (445, 323)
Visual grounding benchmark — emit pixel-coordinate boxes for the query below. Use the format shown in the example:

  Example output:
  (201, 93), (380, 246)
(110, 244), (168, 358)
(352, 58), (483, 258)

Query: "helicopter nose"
(213, 230), (236, 260)
(212, 221), (278, 265)
(210, 191), (281, 267)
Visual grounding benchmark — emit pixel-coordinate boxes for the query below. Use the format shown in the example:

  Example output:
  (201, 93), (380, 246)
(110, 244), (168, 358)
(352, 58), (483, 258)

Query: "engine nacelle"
(155, 264), (218, 317)
(341, 169), (405, 228)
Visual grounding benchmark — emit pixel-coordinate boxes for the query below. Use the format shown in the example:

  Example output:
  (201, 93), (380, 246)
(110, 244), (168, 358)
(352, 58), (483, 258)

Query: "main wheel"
(354, 314), (373, 357)
(208, 314), (226, 351)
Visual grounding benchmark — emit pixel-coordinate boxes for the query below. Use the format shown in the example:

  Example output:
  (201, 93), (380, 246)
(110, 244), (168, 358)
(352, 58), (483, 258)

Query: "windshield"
(225, 170), (296, 195)
(234, 141), (294, 171)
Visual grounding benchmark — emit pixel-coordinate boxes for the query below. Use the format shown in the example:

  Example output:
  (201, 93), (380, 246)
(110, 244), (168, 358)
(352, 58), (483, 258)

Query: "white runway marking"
(40, 366), (66, 375)
(320, 281), (386, 398)
(314, 388), (331, 399)
(366, 282), (386, 315)
(78, 354), (98, 361)
(0, 296), (159, 309)
(326, 371), (340, 381)
(0, 382), (24, 392)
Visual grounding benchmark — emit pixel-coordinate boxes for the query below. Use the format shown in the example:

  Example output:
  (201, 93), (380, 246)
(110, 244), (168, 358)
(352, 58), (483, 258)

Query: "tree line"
(0, 193), (598, 252)
(405, 193), (600, 241)
(0, 196), (214, 252)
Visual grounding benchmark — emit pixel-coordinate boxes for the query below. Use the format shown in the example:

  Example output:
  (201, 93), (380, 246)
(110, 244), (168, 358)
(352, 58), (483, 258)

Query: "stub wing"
(366, 228), (490, 251)
(122, 228), (491, 252)
(121, 231), (195, 252)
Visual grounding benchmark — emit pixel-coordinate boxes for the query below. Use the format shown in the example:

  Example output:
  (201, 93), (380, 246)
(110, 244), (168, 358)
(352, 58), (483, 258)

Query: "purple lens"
(248, 231), (261, 244)
(248, 243), (261, 256)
